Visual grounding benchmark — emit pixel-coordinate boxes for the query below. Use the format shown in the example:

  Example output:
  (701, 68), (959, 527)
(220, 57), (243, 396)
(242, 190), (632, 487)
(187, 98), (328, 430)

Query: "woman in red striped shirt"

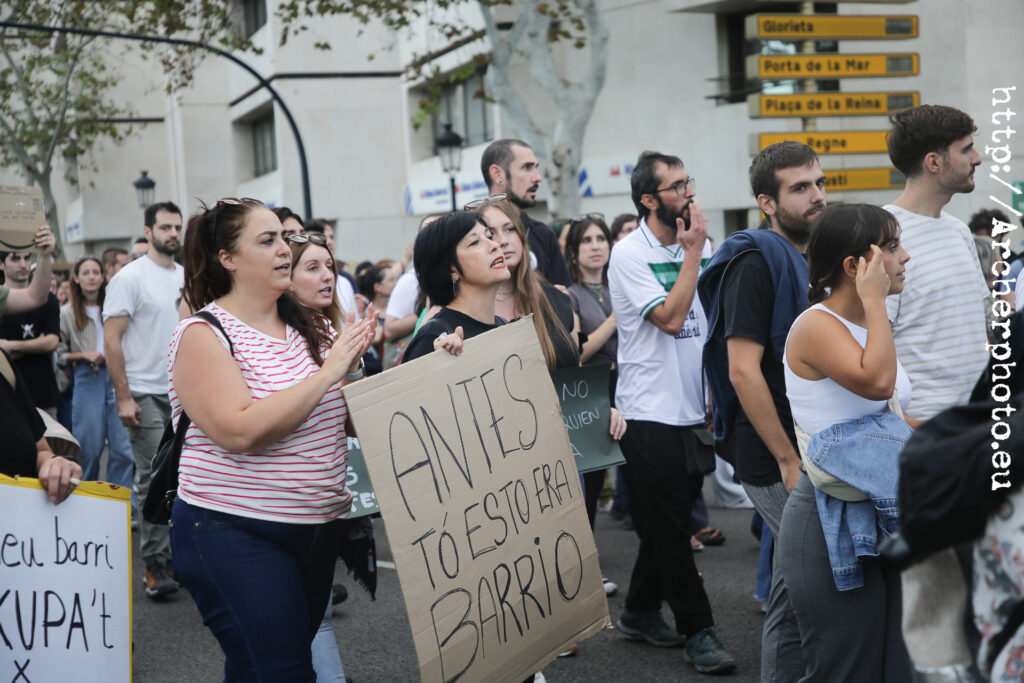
(168, 198), (374, 681)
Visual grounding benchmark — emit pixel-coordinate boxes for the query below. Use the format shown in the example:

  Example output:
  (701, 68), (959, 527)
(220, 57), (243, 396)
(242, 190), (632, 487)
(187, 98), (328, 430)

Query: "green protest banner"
(550, 363), (624, 474)
(345, 437), (379, 519)
(344, 363), (623, 518)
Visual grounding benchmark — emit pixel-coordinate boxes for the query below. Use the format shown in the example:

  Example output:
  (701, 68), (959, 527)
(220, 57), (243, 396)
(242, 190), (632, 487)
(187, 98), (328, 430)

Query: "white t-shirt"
(608, 218), (713, 426)
(386, 269), (419, 319)
(102, 255), (184, 395)
(884, 204), (989, 419)
(336, 275), (358, 320)
(85, 305), (104, 353)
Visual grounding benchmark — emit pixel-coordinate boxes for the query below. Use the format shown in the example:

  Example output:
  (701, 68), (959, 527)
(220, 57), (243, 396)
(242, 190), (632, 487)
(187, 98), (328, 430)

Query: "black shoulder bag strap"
(170, 310), (234, 441)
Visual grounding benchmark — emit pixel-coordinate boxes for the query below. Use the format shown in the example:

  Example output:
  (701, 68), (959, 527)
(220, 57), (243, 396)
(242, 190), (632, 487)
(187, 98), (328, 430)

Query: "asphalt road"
(132, 483), (765, 682)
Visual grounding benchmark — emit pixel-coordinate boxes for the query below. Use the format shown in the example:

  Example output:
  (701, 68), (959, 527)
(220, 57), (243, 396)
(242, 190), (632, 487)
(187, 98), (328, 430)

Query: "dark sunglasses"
(206, 197), (264, 244)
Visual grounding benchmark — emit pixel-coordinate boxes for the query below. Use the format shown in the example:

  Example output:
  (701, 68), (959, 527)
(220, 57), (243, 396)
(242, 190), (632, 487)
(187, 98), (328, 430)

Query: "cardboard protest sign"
(0, 476), (132, 682)
(0, 185), (45, 250)
(549, 364), (625, 474)
(345, 437), (379, 518)
(344, 318), (610, 683)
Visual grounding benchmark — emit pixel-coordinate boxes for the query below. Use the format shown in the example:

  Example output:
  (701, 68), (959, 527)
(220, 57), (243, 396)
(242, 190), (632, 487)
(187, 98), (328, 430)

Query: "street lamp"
(133, 170), (156, 208)
(436, 123), (463, 213)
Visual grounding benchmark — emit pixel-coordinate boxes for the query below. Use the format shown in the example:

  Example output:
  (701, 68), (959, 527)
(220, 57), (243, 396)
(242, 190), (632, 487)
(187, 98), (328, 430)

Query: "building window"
(712, 3), (838, 105)
(252, 112), (277, 177)
(241, 0), (267, 39)
(432, 71), (492, 153)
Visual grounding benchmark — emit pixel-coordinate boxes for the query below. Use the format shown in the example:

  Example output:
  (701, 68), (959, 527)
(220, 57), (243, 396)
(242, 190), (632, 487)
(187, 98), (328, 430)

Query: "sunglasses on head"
(206, 197), (264, 244)
(286, 233), (328, 247)
(463, 193), (507, 210)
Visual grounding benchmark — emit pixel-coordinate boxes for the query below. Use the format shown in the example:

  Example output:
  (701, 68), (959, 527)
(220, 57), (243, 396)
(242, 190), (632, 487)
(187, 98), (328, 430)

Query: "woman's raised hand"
(855, 245), (890, 302)
(433, 326), (465, 356)
(324, 308), (374, 384)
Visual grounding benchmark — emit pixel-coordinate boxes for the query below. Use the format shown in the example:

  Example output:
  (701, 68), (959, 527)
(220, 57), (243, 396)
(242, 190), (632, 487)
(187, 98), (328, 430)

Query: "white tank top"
(784, 303), (912, 434)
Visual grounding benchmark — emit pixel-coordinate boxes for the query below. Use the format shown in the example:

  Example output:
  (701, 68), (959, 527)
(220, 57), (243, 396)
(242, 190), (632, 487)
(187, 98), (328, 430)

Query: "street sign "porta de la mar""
(749, 53), (918, 79)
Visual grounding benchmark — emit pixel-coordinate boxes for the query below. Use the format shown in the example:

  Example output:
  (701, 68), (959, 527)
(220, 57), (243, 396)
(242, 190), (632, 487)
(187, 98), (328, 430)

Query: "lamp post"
(436, 123), (463, 213)
(133, 170), (156, 208)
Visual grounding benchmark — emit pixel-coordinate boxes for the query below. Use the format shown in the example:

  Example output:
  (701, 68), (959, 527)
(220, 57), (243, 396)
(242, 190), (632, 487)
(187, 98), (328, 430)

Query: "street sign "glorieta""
(745, 15), (918, 41)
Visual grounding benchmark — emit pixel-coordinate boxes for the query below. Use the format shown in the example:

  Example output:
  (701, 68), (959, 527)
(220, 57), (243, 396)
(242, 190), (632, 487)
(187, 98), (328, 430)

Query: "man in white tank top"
(883, 104), (988, 681)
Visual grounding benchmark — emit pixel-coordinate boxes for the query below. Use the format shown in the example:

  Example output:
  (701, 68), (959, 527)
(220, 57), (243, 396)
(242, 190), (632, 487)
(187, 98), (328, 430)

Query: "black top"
(403, 307), (505, 363)
(0, 293), (60, 408)
(720, 251), (797, 487)
(0, 349), (46, 477)
(542, 283), (579, 370)
(520, 212), (572, 287)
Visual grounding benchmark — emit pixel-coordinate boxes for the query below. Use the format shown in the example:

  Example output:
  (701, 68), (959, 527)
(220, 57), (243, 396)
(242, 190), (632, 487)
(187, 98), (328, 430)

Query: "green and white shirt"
(608, 218), (712, 426)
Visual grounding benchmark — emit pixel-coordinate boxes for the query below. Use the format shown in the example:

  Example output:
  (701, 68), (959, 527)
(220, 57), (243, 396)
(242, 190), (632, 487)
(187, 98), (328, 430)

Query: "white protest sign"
(344, 318), (609, 683)
(0, 476), (132, 682)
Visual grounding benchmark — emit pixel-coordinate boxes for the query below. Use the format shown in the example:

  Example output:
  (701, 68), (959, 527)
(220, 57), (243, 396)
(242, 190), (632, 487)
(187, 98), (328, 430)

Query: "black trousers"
(619, 420), (714, 636)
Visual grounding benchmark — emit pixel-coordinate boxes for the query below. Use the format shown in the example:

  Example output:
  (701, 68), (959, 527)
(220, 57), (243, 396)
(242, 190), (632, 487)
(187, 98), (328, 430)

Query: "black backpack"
(142, 311), (233, 525)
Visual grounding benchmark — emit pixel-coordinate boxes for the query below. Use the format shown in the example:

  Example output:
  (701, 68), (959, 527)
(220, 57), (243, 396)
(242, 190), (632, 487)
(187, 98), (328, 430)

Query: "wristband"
(344, 357), (365, 382)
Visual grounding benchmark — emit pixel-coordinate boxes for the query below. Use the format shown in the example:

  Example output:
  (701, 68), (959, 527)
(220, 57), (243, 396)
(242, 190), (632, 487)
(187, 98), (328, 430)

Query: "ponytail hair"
(805, 204), (901, 305)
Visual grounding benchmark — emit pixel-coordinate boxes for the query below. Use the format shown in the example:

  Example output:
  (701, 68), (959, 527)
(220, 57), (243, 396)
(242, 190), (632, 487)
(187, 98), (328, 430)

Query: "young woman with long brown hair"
(58, 256), (135, 487)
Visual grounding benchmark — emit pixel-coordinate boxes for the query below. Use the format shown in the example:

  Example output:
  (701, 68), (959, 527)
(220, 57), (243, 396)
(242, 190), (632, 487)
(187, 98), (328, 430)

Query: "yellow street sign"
(824, 168), (905, 192)
(755, 131), (889, 155)
(745, 15), (917, 41)
(749, 53), (919, 79)
(749, 92), (919, 118)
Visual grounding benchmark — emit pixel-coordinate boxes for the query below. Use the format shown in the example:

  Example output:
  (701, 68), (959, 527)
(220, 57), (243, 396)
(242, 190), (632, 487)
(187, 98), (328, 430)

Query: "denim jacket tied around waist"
(806, 410), (912, 591)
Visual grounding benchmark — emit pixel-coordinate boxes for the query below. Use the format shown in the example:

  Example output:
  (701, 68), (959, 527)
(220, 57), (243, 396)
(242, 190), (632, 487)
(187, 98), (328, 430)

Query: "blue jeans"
(72, 364), (134, 488)
(312, 588), (346, 682)
(170, 499), (342, 682)
(808, 411), (909, 591)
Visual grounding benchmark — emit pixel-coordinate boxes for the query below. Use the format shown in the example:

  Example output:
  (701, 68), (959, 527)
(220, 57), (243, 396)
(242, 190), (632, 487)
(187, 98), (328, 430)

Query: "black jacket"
(520, 211), (572, 287)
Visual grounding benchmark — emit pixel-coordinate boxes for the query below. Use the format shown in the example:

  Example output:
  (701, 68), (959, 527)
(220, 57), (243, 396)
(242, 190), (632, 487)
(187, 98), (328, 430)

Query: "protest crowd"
(3, 102), (1024, 683)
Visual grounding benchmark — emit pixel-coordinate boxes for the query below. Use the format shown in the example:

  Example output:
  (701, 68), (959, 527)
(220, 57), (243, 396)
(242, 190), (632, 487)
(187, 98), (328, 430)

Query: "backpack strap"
(192, 309), (235, 356)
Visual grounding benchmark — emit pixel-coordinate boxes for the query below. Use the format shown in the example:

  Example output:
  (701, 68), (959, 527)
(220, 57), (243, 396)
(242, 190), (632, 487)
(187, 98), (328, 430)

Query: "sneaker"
(557, 644), (578, 658)
(616, 609), (684, 647)
(684, 627), (737, 674)
(332, 583), (349, 605)
(164, 561), (181, 587)
(145, 564), (179, 599)
(603, 577), (618, 596)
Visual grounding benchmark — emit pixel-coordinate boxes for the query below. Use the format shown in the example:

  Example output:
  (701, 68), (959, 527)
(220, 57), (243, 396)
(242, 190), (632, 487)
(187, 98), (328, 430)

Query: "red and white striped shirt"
(167, 303), (352, 523)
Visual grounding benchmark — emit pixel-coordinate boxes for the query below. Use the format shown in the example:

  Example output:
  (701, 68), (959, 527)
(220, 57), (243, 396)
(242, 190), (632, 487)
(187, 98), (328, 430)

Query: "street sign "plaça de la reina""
(745, 15), (917, 41)
(749, 53), (918, 79)
(749, 91), (919, 118)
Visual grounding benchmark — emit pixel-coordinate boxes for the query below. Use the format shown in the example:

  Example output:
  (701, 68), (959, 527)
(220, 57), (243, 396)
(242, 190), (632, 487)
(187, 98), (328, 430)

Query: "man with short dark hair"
(104, 200), (184, 601)
(101, 247), (130, 280)
(480, 139), (572, 286)
(698, 140), (826, 682)
(608, 150), (736, 675)
(884, 104), (988, 680)
(0, 250), (61, 415)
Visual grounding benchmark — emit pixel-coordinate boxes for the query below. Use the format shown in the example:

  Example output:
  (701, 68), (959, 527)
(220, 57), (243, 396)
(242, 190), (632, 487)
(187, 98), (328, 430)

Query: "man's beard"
(509, 187), (537, 210)
(773, 204), (818, 246)
(151, 238), (180, 256)
(654, 197), (689, 230)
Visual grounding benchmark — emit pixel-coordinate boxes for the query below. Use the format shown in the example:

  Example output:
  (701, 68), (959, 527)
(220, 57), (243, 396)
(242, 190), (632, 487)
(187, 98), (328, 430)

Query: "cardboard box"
(0, 185), (45, 250)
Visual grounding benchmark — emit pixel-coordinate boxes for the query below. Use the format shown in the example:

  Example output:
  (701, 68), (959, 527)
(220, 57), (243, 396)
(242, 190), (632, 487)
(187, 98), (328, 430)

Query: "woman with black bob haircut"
(402, 211), (510, 360)
(779, 203), (913, 681)
(168, 198), (375, 681)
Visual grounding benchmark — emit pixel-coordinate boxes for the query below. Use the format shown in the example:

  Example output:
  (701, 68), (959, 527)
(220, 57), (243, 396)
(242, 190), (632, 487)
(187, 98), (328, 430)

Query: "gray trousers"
(129, 392), (172, 568)
(742, 480), (804, 683)
(778, 476), (913, 682)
